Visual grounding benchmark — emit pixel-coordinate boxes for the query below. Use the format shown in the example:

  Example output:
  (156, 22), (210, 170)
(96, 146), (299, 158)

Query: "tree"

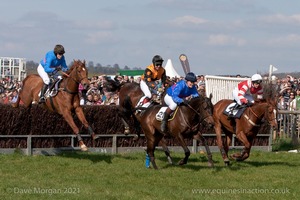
(124, 65), (130, 70)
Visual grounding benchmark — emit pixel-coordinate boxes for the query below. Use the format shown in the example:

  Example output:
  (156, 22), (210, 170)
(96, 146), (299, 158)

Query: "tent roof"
(164, 59), (181, 78)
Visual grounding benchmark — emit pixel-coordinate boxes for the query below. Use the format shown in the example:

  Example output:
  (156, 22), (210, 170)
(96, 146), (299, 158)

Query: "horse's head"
(189, 96), (215, 128)
(265, 99), (278, 130)
(102, 76), (120, 93)
(66, 60), (90, 89)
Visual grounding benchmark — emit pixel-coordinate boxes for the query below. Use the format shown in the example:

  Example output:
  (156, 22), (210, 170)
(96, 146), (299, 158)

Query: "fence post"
(112, 135), (117, 154)
(192, 139), (197, 153)
(27, 135), (32, 156)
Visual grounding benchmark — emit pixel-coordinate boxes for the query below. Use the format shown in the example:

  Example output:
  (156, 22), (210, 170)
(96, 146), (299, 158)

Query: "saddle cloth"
(39, 79), (63, 98)
(136, 96), (151, 109)
(223, 102), (246, 119)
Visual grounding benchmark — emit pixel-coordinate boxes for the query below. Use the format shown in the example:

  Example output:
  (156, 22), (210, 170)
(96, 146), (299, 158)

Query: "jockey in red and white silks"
(233, 74), (263, 105)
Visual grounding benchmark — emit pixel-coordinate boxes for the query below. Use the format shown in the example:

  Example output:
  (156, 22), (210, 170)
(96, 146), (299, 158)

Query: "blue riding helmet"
(185, 72), (197, 82)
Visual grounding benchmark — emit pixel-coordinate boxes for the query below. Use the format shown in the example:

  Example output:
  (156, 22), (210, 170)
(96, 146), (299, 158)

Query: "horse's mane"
(262, 82), (278, 101)
(62, 60), (86, 79)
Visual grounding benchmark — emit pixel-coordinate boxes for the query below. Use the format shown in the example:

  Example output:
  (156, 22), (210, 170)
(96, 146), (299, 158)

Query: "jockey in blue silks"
(37, 44), (69, 103)
(161, 72), (199, 134)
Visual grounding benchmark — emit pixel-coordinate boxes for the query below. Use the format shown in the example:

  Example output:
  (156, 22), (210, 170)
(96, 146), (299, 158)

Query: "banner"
(179, 54), (190, 75)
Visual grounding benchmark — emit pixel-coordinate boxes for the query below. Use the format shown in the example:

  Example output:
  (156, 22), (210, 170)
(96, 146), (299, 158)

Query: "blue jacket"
(166, 80), (199, 104)
(40, 51), (68, 73)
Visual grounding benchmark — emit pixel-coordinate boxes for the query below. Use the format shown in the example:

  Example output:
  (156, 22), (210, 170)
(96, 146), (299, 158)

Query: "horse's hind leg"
(159, 138), (173, 165)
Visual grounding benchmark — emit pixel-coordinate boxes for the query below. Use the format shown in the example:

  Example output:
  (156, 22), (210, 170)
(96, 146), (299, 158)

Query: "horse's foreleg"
(146, 139), (158, 170)
(197, 133), (214, 167)
(176, 135), (190, 165)
(62, 111), (88, 151)
(232, 131), (251, 161)
(159, 138), (173, 165)
(120, 117), (130, 135)
(215, 124), (230, 165)
(75, 107), (97, 140)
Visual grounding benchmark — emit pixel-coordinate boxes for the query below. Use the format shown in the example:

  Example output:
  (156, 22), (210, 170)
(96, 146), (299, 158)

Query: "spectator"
(102, 92), (115, 105)
(86, 94), (94, 105)
(295, 88), (300, 110)
(10, 89), (18, 103)
(93, 94), (102, 105)
(288, 92), (296, 111)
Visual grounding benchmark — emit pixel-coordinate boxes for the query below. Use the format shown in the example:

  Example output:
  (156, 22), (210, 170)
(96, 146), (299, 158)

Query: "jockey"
(37, 44), (69, 103)
(161, 72), (199, 133)
(139, 55), (167, 105)
(233, 73), (264, 106)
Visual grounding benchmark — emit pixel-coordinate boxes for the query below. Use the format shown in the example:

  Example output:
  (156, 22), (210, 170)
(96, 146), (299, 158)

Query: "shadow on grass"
(153, 151), (300, 171)
(57, 151), (139, 164)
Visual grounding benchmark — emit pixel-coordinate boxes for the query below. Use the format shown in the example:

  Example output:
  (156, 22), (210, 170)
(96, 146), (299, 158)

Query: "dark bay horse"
(213, 99), (277, 165)
(12, 60), (96, 151)
(118, 82), (144, 135)
(129, 96), (215, 169)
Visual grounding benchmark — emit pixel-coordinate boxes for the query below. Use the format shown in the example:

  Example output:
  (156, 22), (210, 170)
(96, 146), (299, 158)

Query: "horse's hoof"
(167, 157), (174, 165)
(224, 160), (230, 166)
(80, 144), (88, 151)
(133, 135), (139, 141)
(178, 160), (186, 165)
(124, 128), (130, 135)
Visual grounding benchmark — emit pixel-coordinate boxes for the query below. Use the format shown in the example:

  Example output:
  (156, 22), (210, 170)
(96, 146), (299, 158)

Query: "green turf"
(0, 150), (299, 200)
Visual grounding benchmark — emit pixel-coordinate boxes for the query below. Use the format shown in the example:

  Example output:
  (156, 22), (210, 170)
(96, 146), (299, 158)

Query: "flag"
(179, 54), (190, 75)
(272, 65), (278, 72)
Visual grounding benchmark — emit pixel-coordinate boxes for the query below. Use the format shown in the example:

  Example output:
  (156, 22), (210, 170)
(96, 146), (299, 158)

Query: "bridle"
(186, 99), (212, 124)
(62, 63), (89, 94)
(243, 103), (276, 127)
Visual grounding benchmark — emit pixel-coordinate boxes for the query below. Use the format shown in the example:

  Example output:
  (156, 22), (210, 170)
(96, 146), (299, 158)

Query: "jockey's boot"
(161, 107), (172, 134)
(39, 84), (48, 104)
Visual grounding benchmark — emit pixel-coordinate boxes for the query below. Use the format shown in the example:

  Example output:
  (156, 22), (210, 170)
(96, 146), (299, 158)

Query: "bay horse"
(213, 99), (278, 165)
(12, 60), (96, 151)
(126, 96), (215, 169)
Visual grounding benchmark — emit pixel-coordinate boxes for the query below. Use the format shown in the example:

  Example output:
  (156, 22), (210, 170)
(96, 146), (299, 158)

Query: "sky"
(1, 0), (300, 77)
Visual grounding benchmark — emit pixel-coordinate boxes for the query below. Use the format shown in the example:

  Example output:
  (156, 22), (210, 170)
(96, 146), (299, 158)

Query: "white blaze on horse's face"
(82, 68), (86, 71)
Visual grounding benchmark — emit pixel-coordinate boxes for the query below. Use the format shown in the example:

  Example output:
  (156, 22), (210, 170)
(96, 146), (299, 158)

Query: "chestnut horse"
(213, 99), (277, 165)
(12, 60), (96, 151)
(126, 96), (215, 169)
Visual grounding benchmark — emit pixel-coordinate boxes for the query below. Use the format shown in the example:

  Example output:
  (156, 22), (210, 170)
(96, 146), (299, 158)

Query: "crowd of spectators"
(2, 73), (300, 112)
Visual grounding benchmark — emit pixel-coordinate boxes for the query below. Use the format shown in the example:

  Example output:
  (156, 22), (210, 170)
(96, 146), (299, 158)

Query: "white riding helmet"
(251, 74), (262, 83)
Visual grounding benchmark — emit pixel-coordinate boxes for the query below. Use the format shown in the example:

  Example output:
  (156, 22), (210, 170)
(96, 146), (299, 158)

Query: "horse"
(126, 96), (215, 169)
(12, 59), (96, 151)
(213, 99), (278, 165)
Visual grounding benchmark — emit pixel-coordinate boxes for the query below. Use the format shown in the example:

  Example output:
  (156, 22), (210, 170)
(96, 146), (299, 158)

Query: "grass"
(0, 150), (299, 200)
(272, 138), (300, 151)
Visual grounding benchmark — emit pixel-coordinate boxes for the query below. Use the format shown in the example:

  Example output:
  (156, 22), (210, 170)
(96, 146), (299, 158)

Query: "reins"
(186, 101), (210, 123)
(60, 66), (88, 94)
(243, 103), (275, 127)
